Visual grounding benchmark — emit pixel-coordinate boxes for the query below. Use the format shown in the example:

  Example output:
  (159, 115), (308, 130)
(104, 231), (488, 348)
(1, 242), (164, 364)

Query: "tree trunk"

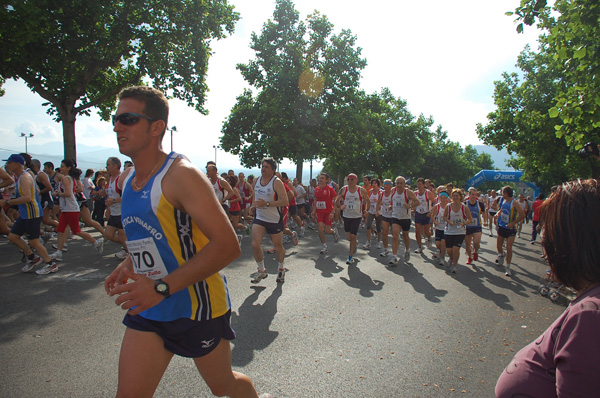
(61, 107), (77, 162)
(295, 158), (303, 183)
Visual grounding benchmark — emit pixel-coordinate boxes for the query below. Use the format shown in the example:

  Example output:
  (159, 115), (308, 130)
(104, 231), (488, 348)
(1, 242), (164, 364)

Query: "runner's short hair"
(261, 157), (277, 170)
(502, 186), (514, 197)
(118, 86), (168, 136)
(107, 157), (121, 170)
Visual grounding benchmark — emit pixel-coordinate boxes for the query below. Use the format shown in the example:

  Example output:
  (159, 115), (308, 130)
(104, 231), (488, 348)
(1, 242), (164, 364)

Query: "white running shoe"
(414, 247), (422, 254)
(292, 231), (298, 246)
(299, 226), (305, 237)
(22, 256), (43, 272)
(237, 234), (243, 248)
(505, 264), (512, 276)
(49, 251), (63, 262)
(251, 270), (268, 284)
(404, 250), (410, 262)
(52, 243), (68, 252)
(115, 249), (128, 260)
(380, 249), (389, 257)
(388, 256), (399, 266)
(346, 257), (355, 265)
(362, 241), (371, 250)
(333, 228), (339, 242)
(452, 265), (457, 274)
(438, 258), (445, 266)
(94, 238), (105, 255)
(276, 268), (285, 282)
(320, 245), (328, 254)
(496, 253), (505, 266)
(35, 261), (58, 275)
(377, 241), (383, 249)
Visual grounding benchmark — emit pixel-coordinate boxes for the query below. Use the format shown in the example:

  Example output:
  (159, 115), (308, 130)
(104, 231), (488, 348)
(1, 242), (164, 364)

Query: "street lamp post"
(169, 126), (177, 152)
(20, 133), (34, 153)
(213, 145), (221, 164)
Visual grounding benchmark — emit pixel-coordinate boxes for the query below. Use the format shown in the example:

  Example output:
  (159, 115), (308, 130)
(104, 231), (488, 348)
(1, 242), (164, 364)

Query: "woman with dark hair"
(72, 168), (105, 235)
(46, 159), (104, 268)
(496, 179), (600, 397)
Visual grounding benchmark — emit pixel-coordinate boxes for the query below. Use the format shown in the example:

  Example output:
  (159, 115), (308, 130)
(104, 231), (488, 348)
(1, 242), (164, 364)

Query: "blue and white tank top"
(254, 175), (283, 224)
(465, 200), (482, 228)
(121, 152), (231, 322)
(15, 171), (42, 219)
(498, 198), (517, 230)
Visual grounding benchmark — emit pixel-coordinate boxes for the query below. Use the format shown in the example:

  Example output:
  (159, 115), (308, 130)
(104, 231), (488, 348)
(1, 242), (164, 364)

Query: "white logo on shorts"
(201, 338), (215, 348)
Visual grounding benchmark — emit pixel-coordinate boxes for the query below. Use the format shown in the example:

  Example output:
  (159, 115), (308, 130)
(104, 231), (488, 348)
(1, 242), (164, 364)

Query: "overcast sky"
(0, 0), (540, 169)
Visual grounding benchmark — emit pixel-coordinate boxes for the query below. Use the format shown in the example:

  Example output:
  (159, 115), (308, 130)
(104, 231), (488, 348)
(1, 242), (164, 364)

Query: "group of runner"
(0, 153), (134, 275)
(233, 167), (529, 282)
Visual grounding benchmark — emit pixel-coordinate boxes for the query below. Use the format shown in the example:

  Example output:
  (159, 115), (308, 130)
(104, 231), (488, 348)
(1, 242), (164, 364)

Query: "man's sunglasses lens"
(112, 113), (141, 126)
(112, 112), (155, 126)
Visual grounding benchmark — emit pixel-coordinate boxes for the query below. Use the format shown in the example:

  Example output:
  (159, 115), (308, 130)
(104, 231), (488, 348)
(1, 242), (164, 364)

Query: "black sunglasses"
(112, 112), (156, 126)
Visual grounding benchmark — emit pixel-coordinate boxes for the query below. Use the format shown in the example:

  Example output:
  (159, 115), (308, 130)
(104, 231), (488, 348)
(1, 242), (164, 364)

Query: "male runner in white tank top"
(250, 157), (289, 283)
(335, 173), (370, 265)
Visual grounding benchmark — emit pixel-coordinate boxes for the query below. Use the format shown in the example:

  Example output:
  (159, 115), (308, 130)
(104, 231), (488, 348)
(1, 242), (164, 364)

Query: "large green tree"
(0, 0), (239, 161)
(220, 0), (366, 178)
(477, 47), (595, 191)
(510, 0), (600, 148)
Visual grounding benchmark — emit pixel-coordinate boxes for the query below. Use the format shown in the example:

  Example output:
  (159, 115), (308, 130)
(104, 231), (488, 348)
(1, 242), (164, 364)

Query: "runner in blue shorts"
(104, 86), (259, 397)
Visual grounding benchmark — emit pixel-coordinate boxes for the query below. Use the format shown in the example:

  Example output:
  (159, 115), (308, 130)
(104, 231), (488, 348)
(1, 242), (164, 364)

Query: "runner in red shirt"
(311, 172), (339, 254)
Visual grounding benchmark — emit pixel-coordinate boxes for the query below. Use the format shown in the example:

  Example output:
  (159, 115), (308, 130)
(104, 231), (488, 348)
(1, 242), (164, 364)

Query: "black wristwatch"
(154, 279), (171, 298)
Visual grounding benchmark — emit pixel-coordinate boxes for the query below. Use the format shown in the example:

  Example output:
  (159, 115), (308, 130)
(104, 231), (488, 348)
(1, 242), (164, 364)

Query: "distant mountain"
(473, 145), (512, 170)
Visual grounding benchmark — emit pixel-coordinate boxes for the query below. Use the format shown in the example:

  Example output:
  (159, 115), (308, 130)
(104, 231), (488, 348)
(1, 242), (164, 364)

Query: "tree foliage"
(477, 47), (595, 191)
(220, 0), (366, 176)
(321, 89), (495, 187)
(510, 0), (600, 148)
(0, 0), (239, 161)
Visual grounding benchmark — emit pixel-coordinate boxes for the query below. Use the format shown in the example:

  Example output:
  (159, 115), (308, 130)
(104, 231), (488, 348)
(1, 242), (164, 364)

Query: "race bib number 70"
(126, 237), (169, 280)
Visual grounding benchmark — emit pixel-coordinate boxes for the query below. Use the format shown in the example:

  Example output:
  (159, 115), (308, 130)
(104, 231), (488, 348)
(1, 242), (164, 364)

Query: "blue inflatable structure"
(465, 170), (540, 198)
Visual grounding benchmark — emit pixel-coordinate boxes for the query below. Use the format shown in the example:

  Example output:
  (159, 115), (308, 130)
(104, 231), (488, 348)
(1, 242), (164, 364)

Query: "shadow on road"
(230, 284), (282, 367)
(312, 255), (344, 278)
(339, 262), (384, 298)
(385, 262), (448, 303)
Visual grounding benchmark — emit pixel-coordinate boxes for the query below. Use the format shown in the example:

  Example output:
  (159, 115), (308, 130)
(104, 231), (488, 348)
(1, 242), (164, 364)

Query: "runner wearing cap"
(1, 154), (56, 273)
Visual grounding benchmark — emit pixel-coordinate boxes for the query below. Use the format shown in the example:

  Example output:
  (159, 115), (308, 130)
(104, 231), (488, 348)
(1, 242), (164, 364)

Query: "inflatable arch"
(465, 170), (540, 198)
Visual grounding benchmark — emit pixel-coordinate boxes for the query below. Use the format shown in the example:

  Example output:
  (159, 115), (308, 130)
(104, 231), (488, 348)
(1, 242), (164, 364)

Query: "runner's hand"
(108, 268), (163, 315)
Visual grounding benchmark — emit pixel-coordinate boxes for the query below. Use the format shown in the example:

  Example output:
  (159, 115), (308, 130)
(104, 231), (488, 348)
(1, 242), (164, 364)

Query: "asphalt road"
(0, 221), (565, 397)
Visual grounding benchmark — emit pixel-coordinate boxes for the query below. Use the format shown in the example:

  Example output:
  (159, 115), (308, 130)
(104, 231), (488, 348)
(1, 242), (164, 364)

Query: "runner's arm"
(0, 168), (13, 189)
(220, 178), (235, 201)
(37, 172), (52, 194)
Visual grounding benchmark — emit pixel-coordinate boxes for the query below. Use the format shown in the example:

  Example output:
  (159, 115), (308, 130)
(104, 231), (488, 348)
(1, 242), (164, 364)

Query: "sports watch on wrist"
(154, 279), (171, 298)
